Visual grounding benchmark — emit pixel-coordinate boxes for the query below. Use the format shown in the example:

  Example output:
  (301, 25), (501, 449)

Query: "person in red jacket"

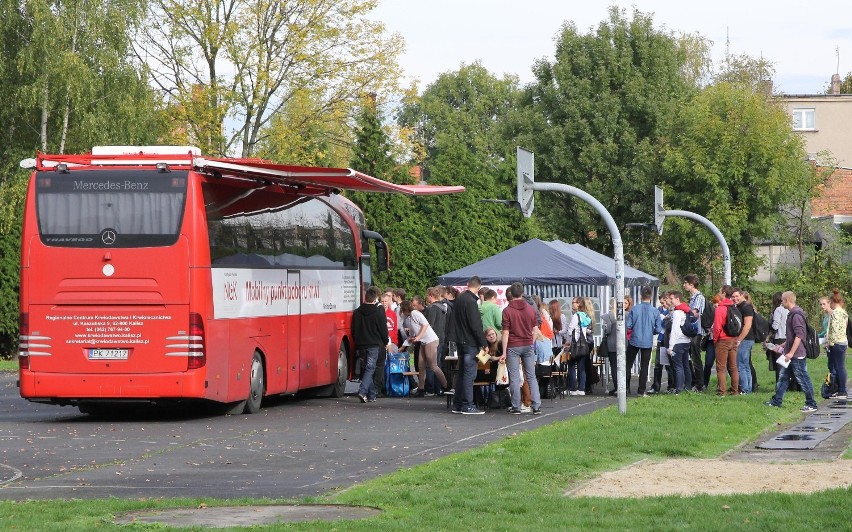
(712, 285), (739, 396)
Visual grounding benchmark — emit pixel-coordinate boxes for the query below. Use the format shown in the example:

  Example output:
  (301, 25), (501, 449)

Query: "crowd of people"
(352, 274), (849, 415)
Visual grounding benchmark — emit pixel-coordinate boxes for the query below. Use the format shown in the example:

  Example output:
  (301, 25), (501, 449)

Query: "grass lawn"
(0, 359), (17, 372)
(0, 348), (849, 530)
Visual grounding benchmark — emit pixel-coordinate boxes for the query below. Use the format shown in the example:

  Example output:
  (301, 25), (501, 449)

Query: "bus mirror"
(361, 229), (389, 272)
(374, 243), (388, 272)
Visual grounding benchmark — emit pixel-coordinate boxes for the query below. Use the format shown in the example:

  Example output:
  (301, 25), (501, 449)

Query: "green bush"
(775, 249), (852, 324)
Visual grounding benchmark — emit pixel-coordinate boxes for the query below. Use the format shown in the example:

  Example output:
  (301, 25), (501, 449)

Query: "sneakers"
(508, 408), (522, 415)
(764, 401), (781, 408)
(519, 405), (532, 413)
(800, 405), (818, 413)
(830, 392), (848, 399)
(568, 390), (585, 396)
(367, 397), (377, 403)
(358, 394), (368, 404)
(451, 406), (462, 414)
(532, 408), (542, 415)
(461, 407), (484, 415)
(424, 391), (437, 397)
(409, 387), (419, 396)
(440, 388), (455, 396)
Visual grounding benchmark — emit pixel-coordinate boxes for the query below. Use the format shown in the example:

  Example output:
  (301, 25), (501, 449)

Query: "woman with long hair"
(400, 299), (450, 397)
(566, 297), (593, 395)
(826, 289), (849, 399)
(549, 300), (568, 357)
(702, 294), (722, 389)
(582, 297), (598, 394)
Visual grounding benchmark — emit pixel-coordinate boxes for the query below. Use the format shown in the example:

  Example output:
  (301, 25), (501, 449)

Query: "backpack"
(847, 316), (852, 344)
(680, 311), (700, 337)
(821, 373), (839, 399)
(700, 301), (715, 330)
(751, 311), (770, 343)
(803, 321), (820, 359)
(791, 309), (819, 359)
(723, 304), (743, 336)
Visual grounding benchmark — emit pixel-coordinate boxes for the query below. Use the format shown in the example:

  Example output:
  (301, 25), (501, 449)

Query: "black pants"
(689, 336), (705, 390)
(651, 346), (674, 392)
(626, 345), (652, 395)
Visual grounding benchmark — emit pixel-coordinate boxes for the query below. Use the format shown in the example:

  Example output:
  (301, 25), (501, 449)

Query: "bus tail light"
(18, 313), (29, 370)
(187, 313), (206, 370)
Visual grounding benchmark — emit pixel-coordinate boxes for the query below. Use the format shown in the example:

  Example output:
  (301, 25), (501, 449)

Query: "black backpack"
(751, 311), (770, 343)
(700, 300), (715, 330)
(791, 309), (819, 359)
(804, 321), (820, 359)
(723, 305), (743, 336)
(680, 311), (700, 337)
(847, 316), (852, 344)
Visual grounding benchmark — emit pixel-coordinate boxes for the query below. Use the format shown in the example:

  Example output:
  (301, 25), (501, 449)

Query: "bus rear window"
(35, 170), (188, 248)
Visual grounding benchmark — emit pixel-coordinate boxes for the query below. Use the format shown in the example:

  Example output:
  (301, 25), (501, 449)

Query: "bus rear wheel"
(244, 352), (265, 414)
(330, 344), (348, 398)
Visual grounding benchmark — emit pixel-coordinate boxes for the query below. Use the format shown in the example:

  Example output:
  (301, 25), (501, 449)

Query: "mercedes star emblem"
(101, 229), (117, 245)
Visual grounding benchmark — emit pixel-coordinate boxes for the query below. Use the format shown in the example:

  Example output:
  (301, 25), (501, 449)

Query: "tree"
(396, 63), (538, 290)
(517, 7), (704, 277)
(138, 0), (404, 157)
(659, 81), (810, 285)
(0, 0), (169, 355)
(346, 95), (432, 293)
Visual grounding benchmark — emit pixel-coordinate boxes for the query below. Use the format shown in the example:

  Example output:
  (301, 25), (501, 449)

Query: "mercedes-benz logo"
(101, 229), (117, 245)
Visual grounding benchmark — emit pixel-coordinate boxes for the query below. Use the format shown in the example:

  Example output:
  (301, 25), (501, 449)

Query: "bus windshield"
(35, 169), (187, 248)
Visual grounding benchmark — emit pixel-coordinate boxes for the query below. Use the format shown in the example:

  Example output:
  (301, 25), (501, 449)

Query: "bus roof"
(22, 148), (465, 197)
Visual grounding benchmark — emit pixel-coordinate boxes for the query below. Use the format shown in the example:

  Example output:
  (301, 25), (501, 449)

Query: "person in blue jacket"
(625, 286), (663, 396)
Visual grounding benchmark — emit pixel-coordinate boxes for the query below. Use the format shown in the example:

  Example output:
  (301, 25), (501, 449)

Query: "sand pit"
(567, 458), (852, 498)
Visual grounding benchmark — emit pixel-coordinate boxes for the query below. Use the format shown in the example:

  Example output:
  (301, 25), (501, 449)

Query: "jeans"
(703, 339), (715, 389)
(828, 343), (848, 394)
(737, 340), (755, 393)
(508, 345), (541, 410)
(626, 345), (652, 394)
(671, 343), (692, 392)
(769, 357), (817, 408)
(453, 344), (479, 410)
(568, 357), (586, 391)
(357, 347), (380, 399)
(373, 348), (387, 396)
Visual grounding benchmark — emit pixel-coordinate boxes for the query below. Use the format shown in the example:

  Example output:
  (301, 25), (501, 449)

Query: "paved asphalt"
(0, 374), (615, 500)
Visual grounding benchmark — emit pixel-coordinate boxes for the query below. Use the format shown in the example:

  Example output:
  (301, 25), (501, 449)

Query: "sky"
(369, 0), (852, 95)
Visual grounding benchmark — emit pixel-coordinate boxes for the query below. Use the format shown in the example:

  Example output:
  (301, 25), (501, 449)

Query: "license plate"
(89, 348), (129, 360)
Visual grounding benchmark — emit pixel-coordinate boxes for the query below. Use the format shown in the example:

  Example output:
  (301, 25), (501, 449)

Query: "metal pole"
(533, 183), (627, 414)
(662, 209), (732, 286)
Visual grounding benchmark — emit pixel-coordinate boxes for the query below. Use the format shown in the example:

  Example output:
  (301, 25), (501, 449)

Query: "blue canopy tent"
(437, 239), (659, 335)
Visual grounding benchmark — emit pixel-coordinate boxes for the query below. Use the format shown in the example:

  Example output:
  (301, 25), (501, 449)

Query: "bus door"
(287, 270), (301, 393)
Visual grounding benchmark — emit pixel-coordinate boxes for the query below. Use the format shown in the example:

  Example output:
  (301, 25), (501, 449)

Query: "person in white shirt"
(668, 291), (693, 394)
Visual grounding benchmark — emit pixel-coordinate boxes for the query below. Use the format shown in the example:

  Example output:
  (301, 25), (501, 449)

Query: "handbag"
(495, 361), (509, 386)
(571, 329), (590, 359)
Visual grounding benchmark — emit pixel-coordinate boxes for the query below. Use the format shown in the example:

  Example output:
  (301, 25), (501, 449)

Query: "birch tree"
(138, 0), (403, 157)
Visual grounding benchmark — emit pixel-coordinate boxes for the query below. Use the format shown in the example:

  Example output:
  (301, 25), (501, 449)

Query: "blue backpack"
(680, 311), (700, 337)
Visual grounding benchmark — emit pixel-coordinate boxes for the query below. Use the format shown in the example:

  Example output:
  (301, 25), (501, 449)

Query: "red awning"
(195, 158), (465, 196)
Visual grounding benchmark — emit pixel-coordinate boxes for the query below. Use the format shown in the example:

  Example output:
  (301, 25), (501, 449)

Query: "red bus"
(17, 146), (462, 415)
